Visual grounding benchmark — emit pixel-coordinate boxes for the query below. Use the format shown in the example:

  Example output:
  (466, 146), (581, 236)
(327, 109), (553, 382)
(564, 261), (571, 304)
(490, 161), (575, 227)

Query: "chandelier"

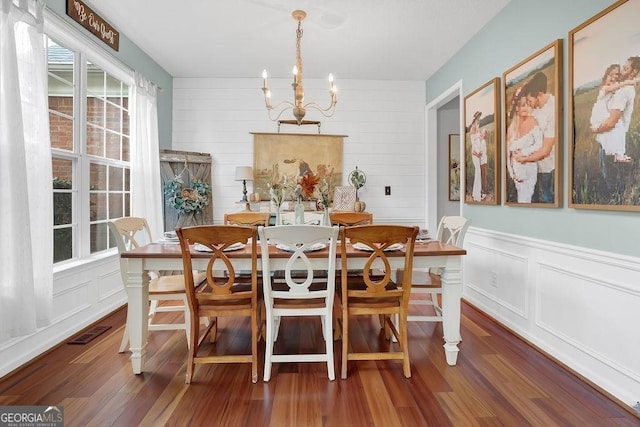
(261, 10), (337, 126)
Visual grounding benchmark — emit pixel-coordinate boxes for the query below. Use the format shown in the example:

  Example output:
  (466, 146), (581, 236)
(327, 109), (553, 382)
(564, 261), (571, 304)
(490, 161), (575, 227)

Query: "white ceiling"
(88, 0), (511, 81)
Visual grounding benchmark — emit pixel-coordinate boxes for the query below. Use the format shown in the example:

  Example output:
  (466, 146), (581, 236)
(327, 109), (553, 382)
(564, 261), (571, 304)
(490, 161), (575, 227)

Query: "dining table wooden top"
(121, 240), (467, 259)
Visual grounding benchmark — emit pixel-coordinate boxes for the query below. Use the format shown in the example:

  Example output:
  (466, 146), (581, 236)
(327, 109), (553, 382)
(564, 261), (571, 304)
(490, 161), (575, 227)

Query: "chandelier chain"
(261, 10), (337, 126)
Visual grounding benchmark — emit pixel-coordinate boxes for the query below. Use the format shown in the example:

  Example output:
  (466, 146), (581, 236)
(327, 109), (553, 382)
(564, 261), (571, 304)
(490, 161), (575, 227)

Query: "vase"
(294, 200), (305, 224)
(274, 205), (282, 226)
(322, 207), (330, 226)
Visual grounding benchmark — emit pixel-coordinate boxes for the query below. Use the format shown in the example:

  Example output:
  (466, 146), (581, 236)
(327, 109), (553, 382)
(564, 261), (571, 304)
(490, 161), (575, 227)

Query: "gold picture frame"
(463, 78), (501, 205)
(569, 0), (640, 211)
(502, 39), (563, 207)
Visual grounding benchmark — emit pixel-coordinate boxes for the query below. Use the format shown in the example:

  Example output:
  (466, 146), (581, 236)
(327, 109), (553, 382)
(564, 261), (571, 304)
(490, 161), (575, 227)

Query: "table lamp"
(235, 166), (253, 210)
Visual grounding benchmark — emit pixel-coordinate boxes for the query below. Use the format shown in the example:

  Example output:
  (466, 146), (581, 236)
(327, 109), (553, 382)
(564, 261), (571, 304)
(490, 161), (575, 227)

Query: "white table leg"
(441, 259), (462, 365)
(125, 258), (149, 374)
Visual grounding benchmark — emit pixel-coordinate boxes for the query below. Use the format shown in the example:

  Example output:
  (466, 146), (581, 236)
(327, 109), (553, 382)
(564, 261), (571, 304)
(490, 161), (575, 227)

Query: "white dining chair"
(280, 211), (324, 225)
(108, 217), (205, 352)
(258, 224), (340, 381)
(396, 215), (470, 325)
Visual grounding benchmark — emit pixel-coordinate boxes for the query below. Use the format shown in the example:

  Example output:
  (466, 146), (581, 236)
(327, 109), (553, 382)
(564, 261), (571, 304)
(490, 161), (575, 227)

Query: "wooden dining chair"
(329, 211), (373, 226)
(396, 216), (470, 325)
(108, 217), (205, 353)
(176, 225), (260, 384)
(224, 211), (271, 227)
(258, 224), (340, 381)
(340, 224), (418, 379)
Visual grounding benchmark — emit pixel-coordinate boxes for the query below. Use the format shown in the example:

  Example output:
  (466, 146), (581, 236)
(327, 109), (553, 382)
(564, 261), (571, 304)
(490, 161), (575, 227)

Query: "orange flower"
(299, 173), (319, 199)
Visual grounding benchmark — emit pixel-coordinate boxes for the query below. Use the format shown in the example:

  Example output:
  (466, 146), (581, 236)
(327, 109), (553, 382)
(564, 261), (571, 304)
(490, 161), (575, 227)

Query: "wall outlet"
(490, 271), (498, 288)
(384, 186), (391, 195)
(633, 401), (640, 414)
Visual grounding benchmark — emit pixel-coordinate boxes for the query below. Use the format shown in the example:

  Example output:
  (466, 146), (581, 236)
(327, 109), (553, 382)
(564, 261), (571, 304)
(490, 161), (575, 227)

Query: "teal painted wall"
(426, 0), (639, 257)
(43, 0), (173, 149)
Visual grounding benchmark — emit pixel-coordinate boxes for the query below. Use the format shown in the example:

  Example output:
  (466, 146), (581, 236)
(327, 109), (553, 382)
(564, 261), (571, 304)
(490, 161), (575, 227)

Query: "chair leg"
(251, 311), (258, 384)
(264, 311), (275, 382)
(182, 296), (191, 349)
(273, 316), (281, 341)
(148, 299), (159, 318)
(399, 308), (411, 378)
(118, 322), (129, 353)
(209, 316), (218, 343)
(185, 320), (199, 384)
(325, 313), (335, 381)
(391, 313), (399, 343)
(431, 292), (443, 316)
(341, 307), (349, 379)
(333, 298), (342, 341)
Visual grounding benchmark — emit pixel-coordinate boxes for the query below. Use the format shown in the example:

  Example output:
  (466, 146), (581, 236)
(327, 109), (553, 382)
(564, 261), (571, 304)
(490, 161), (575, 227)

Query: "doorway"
(424, 80), (463, 233)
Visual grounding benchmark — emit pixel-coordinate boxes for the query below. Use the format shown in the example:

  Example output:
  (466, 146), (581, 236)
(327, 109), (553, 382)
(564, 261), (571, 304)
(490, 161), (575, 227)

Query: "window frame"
(45, 10), (134, 271)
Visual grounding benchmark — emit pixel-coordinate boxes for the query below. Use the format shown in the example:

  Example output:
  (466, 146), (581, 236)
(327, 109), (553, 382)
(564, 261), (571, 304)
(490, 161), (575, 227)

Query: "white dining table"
(120, 240), (466, 374)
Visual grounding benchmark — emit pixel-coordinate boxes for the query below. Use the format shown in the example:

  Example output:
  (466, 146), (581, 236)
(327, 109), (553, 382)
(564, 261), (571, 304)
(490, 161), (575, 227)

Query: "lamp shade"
(235, 166), (253, 181)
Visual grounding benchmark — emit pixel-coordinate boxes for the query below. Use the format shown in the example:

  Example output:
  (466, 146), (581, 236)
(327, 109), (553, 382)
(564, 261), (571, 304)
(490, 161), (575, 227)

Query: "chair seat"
(197, 299), (253, 311)
(273, 298), (327, 309)
(395, 270), (441, 289)
(150, 272), (206, 294)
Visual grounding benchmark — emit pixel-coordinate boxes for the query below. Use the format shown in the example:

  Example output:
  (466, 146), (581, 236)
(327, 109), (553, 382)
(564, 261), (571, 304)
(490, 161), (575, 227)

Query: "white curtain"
(0, 0), (53, 339)
(130, 72), (163, 238)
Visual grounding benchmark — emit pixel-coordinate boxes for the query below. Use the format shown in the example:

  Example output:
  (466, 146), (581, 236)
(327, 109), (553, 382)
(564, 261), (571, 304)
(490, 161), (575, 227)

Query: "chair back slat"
(435, 216), (470, 247)
(224, 212), (271, 227)
(341, 225), (418, 297)
(259, 225), (339, 300)
(177, 225), (257, 304)
(329, 211), (373, 227)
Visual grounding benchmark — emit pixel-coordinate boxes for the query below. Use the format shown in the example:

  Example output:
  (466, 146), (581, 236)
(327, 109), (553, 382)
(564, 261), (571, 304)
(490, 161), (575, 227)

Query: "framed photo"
(332, 186), (356, 211)
(448, 134), (461, 201)
(569, 0), (640, 211)
(502, 39), (563, 207)
(464, 78), (500, 205)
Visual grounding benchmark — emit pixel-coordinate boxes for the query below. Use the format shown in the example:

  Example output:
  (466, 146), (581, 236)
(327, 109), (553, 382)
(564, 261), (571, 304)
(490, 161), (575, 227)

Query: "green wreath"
(164, 176), (210, 214)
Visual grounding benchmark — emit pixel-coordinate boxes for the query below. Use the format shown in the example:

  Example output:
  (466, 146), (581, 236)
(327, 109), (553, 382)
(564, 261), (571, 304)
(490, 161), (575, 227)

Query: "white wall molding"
(464, 226), (640, 408)
(0, 256), (125, 378)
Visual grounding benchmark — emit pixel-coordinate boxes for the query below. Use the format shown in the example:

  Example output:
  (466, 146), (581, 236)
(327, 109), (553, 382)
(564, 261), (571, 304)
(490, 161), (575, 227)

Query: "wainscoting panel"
(463, 227), (640, 409)
(464, 242), (529, 323)
(0, 255), (125, 378)
(97, 269), (124, 302)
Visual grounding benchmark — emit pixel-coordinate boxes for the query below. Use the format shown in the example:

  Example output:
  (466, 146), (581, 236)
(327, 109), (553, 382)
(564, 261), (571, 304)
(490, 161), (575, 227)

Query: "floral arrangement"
(164, 176), (210, 214)
(267, 165), (291, 207)
(316, 178), (332, 209)
(266, 163), (334, 207)
(298, 173), (319, 200)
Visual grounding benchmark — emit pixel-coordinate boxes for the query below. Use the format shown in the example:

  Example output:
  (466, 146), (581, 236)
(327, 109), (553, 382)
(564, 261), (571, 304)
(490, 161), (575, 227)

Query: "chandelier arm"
(304, 101), (338, 116)
(267, 105), (294, 122)
(267, 100), (295, 111)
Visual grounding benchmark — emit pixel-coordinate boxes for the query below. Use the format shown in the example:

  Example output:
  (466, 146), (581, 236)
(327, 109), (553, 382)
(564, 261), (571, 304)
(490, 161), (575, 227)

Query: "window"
(48, 37), (131, 264)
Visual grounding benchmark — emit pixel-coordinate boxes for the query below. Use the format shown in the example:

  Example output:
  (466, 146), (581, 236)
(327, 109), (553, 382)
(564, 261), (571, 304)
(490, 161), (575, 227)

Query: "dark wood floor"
(1, 300), (637, 426)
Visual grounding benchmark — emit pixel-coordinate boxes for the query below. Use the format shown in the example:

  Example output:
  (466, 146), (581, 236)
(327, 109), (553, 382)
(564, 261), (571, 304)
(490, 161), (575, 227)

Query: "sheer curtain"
(0, 0), (53, 339)
(130, 72), (163, 238)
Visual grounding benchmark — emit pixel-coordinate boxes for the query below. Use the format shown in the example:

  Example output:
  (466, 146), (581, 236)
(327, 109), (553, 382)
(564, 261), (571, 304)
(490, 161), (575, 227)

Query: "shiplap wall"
(172, 78), (427, 226)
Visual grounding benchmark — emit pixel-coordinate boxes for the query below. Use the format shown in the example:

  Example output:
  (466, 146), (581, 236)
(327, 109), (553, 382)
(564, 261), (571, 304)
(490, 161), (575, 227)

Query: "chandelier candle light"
(261, 10), (337, 125)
